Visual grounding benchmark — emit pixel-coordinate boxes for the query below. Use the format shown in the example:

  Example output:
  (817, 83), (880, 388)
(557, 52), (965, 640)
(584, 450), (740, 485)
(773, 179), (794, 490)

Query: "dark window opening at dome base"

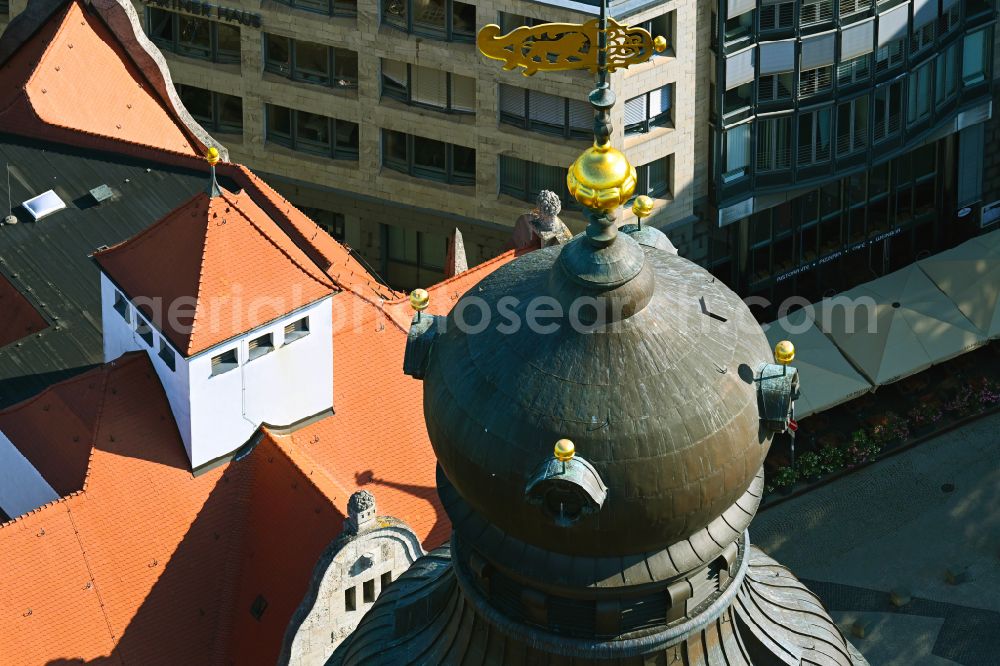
(542, 488), (584, 525)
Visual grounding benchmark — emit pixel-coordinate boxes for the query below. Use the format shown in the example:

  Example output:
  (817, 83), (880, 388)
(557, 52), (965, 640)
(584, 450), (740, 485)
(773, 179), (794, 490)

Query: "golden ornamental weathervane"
(477, 18), (666, 77)
(478, 0), (664, 241)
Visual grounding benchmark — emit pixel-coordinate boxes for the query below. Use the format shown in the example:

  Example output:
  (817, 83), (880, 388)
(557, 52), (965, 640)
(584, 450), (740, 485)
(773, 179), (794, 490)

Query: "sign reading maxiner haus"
(141, 0), (262, 27)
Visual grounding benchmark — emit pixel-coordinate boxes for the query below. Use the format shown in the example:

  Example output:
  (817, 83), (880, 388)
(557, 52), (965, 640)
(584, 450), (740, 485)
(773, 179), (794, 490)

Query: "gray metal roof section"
(0, 134), (216, 408)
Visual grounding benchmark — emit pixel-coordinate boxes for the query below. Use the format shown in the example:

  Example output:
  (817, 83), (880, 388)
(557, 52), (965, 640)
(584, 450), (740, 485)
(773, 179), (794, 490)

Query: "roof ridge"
(78, 360), (115, 493)
(185, 196), (216, 356)
(223, 190), (335, 291)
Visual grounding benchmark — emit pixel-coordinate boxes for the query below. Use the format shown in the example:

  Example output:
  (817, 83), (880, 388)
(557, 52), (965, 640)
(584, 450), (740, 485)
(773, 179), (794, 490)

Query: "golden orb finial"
(653, 36), (667, 53)
(566, 143), (637, 212)
(409, 288), (429, 312)
(205, 146), (220, 166)
(631, 195), (654, 220)
(554, 439), (575, 462)
(774, 340), (795, 365)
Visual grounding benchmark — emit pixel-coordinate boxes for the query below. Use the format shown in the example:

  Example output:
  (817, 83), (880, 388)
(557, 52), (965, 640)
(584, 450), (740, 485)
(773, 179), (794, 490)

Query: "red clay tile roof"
(0, 366), (105, 496)
(0, 2), (203, 159)
(94, 187), (335, 356)
(225, 164), (400, 303)
(0, 250), (512, 666)
(0, 272), (47, 348)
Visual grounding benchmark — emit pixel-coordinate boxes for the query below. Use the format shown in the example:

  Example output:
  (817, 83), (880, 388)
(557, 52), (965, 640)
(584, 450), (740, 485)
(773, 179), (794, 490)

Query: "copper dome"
(419, 233), (773, 557)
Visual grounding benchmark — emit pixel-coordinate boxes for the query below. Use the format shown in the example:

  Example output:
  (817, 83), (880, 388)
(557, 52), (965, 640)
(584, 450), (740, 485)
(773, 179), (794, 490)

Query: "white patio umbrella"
(764, 308), (873, 418)
(812, 263), (987, 386)
(918, 229), (1000, 339)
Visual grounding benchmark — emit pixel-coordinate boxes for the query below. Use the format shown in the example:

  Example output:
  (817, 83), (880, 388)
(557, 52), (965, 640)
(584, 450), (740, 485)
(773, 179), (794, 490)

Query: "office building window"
(497, 12), (548, 32)
(838, 0), (871, 18)
(799, 66), (832, 97)
(910, 22), (935, 55)
(941, 4), (961, 34)
(724, 11), (754, 43)
(623, 84), (673, 135)
(264, 35), (358, 89)
(302, 208), (346, 241)
(797, 107), (832, 165)
(634, 156), (671, 199)
(147, 9), (239, 63)
(723, 83), (752, 117)
(873, 80), (902, 140)
(759, 2), (794, 32)
(836, 55), (870, 87)
(906, 62), (932, 126)
(499, 85), (591, 139)
(248, 333), (274, 360)
(266, 104), (359, 160)
(636, 12), (673, 52)
(755, 116), (792, 171)
(498, 155), (573, 206)
(836, 95), (868, 156)
(962, 30), (988, 86)
(758, 73), (793, 102)
(382, 0), (475, 42)
(723, 123), (751, 181)
(381, 130), (475, 185)
(273, 0), (356, 17)
(177, 84), (243, 135)
(383, 61), (475, 114)
(800, 0), (833, 27)
(875, 40), (904, 73)
(935, 42), (960, 105)
(136, 316), (154, 347)
(386, 225), (447, 272)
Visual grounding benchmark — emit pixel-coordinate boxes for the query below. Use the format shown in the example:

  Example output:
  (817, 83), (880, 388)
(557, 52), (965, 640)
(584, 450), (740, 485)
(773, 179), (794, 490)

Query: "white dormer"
(95, 187), (336, 469)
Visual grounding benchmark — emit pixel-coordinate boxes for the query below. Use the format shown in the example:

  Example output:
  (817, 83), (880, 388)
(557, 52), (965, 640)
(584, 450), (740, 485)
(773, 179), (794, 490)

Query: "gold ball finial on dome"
(774, 340), (795, 365)
(566, 143), (637, 212)
(205, 146), (220, 166)
(653, 36), (667, 53)
(631, 195), (654, 220)
(409, 288), (429, 312)
(554, 439), (576, 462)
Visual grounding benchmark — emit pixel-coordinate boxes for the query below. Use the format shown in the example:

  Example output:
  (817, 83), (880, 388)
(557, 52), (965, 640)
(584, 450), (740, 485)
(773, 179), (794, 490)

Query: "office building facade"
(0, 0), (994, 300)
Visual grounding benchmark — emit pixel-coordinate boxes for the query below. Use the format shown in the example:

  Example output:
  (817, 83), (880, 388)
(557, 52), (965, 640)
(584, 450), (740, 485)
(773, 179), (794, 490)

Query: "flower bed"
(764, 341), (1000, 498)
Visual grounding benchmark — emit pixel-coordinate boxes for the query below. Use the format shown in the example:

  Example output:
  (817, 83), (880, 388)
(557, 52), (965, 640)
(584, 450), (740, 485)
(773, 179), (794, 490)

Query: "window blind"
(528, 90), (564, 124)
(726, 123), (750, 173)
(499, 84), (524, 116)
(728, 0), (755, 19)
(841, 18), (875, 60)
(451, 75), (476, 112)
(568, 98), (591, 130)
(411, 65), (447, 107)
(759, 40), (795, 74)
(382, 60), (407, 87)
(624, 96), (646, 125)
(800, 32), (836, 70)
(649, 86), (671, 115)
(726, 47), (755, 89)
(877, 2), (910, 47)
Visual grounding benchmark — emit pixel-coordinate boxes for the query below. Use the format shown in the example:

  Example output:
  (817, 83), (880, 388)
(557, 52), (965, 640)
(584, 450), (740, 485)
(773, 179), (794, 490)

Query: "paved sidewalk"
(752, 412), (1000, 666)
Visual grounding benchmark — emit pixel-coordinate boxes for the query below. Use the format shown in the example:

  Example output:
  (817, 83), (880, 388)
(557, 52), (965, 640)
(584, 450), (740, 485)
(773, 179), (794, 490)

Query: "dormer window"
(136, 316), (154, 347)
(159, 339), (176, 371)
(113, 291), (131, 321)
(249, 333), (274, 360)
(211, 348), (239, 376)
(284, 317), (310, 343)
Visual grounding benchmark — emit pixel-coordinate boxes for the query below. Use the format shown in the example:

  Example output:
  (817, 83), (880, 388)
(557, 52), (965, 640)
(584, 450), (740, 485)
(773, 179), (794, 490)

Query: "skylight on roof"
(22, 190), (66, 221)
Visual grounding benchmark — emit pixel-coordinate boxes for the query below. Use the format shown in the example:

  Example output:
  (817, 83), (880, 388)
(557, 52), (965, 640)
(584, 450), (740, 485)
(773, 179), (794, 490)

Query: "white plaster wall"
(186, 296), (334, 468)
(100, 272), (193, 454)
(0, 430), (59, 519)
